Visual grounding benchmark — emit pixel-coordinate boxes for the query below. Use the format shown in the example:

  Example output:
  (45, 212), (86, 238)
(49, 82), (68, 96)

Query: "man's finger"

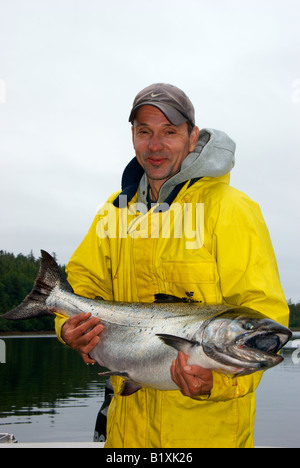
(68, 312), (92, 326)
(81, 353), (97, 365)
(73, 316), (102, 337)
(80, 335), (101, 355)
(81, 324), (105, 346)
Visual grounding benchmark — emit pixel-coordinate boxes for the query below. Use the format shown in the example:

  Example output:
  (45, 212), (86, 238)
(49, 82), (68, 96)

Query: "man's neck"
(148, 178), (170, 202)
(149, 185), (158, 202)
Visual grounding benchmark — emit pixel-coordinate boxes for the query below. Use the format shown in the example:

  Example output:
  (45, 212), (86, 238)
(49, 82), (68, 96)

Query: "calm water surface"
(0, 334), (299, 447)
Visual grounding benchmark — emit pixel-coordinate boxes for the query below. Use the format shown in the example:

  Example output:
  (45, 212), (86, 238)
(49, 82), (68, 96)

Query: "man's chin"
(145, 166), (174, 182)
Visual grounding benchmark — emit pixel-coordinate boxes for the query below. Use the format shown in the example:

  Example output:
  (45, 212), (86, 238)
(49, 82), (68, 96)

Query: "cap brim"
(129, 102), (188, 126)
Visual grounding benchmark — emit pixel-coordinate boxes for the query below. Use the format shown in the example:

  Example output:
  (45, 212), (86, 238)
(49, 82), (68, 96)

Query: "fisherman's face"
(132, 105), (199, 199)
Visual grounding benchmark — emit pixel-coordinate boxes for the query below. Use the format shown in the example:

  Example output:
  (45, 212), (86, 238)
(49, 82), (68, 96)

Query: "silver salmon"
(2, 250), (291, 395)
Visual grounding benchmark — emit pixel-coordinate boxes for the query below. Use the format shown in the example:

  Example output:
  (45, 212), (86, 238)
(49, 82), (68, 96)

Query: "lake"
(0, 334), (299, 447)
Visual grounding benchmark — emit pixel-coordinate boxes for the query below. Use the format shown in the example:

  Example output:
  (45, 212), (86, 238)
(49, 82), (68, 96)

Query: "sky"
(0, 0), (299, 301)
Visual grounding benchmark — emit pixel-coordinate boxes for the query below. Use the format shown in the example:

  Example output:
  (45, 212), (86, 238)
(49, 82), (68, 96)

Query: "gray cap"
(129, 83), (195, 127)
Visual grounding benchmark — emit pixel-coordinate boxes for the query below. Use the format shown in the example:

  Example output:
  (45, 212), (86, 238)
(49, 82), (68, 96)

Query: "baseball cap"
(128, 83), (195, 127)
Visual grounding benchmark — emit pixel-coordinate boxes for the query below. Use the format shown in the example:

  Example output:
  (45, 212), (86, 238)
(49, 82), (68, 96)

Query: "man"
(55, 83), (289, 448)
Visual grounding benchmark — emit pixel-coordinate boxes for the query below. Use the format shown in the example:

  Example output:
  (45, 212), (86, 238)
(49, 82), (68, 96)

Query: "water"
(0, 334), (299, 447)
(0, 335), (106, 443)
(254, 337), (300, 448)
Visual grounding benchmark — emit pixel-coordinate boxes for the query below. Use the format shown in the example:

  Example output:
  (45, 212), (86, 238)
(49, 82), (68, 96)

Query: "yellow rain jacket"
(55, 128), (289, 448)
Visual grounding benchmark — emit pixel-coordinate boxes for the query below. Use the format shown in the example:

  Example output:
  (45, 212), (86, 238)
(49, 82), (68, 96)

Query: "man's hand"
(171, 351), (213, 397)
(61, 312), (105, 365)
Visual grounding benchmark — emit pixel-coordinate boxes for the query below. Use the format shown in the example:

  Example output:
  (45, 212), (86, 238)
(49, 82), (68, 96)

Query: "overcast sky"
(0, 0), (299, 301)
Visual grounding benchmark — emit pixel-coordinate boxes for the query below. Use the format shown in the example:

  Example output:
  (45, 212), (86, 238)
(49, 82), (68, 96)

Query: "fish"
(2, 250), (292, 396)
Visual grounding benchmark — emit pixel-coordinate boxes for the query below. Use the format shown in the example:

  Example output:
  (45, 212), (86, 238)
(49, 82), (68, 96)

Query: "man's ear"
(189, 126), (200, 152)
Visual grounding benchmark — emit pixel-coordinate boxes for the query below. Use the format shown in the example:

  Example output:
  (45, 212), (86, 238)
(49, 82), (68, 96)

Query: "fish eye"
(244, 322), (254, 331)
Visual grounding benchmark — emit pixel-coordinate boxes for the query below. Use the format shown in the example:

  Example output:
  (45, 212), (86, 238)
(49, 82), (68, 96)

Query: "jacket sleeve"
(193, 370), (263, 402)
(195, 188), (289, 402)
(213, 189), (289, 327)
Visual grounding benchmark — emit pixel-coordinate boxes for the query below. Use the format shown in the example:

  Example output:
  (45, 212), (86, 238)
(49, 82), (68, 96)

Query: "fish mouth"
(203, 329), (292, 375)
(234, 329), (291, 371)
(236, 330), (288, 354)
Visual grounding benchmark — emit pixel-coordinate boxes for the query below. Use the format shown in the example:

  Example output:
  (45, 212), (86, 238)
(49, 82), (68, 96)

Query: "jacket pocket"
(161, 257), (221, 303)
(162, 260), (216, 284)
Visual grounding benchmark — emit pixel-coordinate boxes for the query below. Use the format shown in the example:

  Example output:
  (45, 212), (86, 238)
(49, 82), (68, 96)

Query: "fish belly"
(90, 321), (194, 390)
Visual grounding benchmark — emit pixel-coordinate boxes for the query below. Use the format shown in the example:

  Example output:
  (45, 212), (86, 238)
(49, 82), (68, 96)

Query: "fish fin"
(119, 380), (142, 396)
(157, 333), (200, 354)
(154, 294), (184, 303)
(98, 371), (129, 378)
(98, 371), (141, 396)
(154, 293), (200, 304)
(2, 250), (72, 321)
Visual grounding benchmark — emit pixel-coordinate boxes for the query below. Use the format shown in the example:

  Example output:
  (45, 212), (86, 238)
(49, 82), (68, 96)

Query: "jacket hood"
(113, 128), (235, 207)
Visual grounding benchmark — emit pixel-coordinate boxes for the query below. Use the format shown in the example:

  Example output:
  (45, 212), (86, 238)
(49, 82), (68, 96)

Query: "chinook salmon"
(2, 251), (291, 396)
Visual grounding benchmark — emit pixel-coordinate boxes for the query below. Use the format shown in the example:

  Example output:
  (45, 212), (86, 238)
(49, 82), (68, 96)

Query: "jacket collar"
(113, 157), (143, 208)
(112, 157), (200, 211)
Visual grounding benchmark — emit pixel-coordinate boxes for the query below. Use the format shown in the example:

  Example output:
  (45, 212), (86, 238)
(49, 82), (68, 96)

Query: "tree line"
(0, 250), (61, 332)
(0, 250), (299, 332)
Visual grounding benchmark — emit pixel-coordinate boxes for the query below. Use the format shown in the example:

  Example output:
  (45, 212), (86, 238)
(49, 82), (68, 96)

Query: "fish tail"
(2, 250), (71, 321)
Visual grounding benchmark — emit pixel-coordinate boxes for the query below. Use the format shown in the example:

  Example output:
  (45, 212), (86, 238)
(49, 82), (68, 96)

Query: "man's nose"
(148, 134), (164, 152)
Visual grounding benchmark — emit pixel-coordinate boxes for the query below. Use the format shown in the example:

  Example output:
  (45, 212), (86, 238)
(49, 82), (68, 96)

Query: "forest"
(0, 250), (299, 332)
(0, 250), (61, 332)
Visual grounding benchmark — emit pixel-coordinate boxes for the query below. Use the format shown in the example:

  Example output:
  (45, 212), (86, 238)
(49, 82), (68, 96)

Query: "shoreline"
(0, 330), (56, 337)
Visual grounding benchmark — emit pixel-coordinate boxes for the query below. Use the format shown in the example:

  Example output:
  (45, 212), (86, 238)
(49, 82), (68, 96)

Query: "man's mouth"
(148, 157), (167, 166)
